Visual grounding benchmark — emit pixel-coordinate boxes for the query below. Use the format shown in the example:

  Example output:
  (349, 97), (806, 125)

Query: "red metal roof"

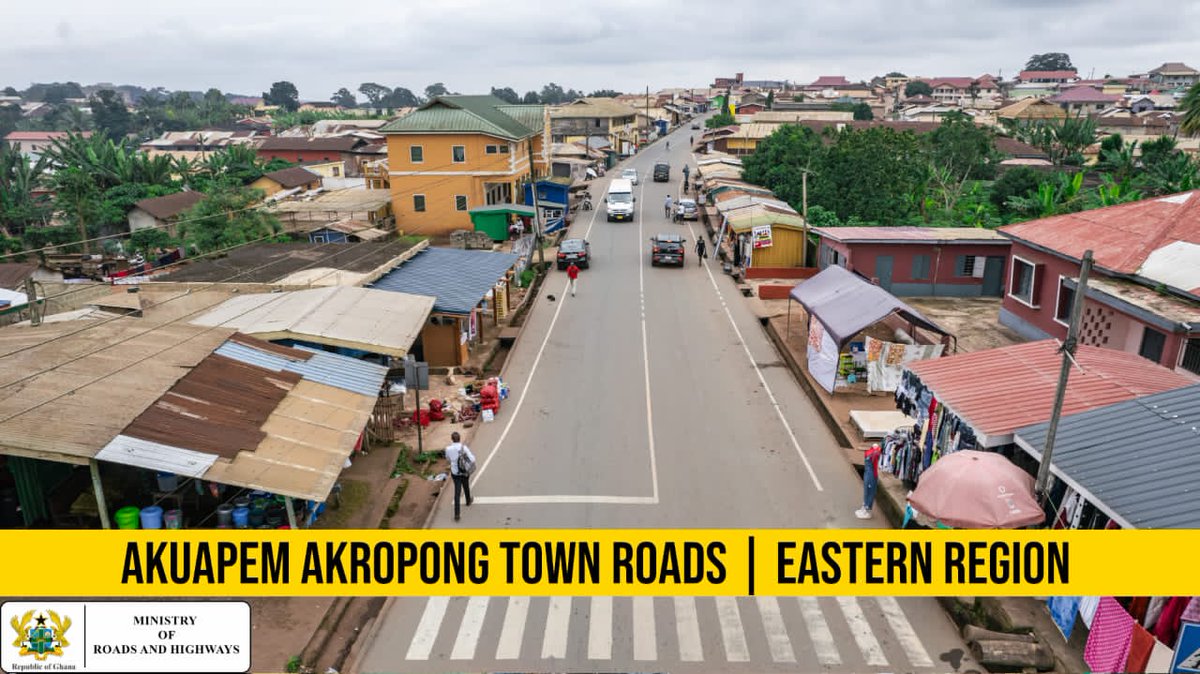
(999, 190), (1200, 275)
(810, 76), (851, 87)
(1018, 70), (1079, 80)
(907, 340), (1195, 445)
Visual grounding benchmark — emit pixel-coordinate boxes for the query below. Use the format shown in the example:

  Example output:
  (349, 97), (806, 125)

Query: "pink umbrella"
(908, 450), (1046, 529)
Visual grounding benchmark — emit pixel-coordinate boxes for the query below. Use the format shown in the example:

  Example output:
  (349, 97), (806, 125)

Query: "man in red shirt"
(566, 262), (580, 296)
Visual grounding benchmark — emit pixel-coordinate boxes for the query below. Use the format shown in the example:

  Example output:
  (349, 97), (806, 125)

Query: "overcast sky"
(4, 0), (1199, 99)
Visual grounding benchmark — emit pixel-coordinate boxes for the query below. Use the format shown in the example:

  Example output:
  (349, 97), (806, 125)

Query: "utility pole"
(1036, 249), (1095, 498)
(527, 136), (546, 269)
(800, 170), (810, 267)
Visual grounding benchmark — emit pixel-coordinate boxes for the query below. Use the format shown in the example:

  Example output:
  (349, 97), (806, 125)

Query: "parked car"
(621, 168), (639, 185)
(691, 122), (701, 129)
(677, 198), (698, 221)
(649, 234), (685, 266)
(557, 238), (591, 269)
(653, 162), (670, 182)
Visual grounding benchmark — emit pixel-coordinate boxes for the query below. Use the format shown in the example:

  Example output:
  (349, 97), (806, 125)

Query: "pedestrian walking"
(695, 237), (707, 265)
(445, 432), (476, 522)
(664, 194), (673, 218)
(566, 261), (580, 296)
(856, 442), (882, 519)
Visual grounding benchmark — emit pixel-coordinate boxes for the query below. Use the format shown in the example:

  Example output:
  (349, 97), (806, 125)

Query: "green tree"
(51, 166), (104, 250)
(2, 86), (17, 96)
(1180, 82), (1200, 137)
(1096, 133), (1138, 183)
(1024, 53), (1075, 72)
(177, 187), (280, 253)
(1003, 115), (1097, 165)
(852, 102), (873, 120)
(0, 144), (52, 238)
(263, 81), (300, 111)
(1006, 171), (1085, 218)
(588, 89), (620, 97)
(885, 72), (906, 78)
(742, 125), (824, 207)
(814, 127), (930, 224)
(904, 81), (933, 97)
(765, 91), (775, 110)
(386, 86), (421, 108)
(989, 166), (1043, 215)
(358, 83), (391, 111)
(424, 82), (450, 100)
(130, 227), (177, 253)
(38, 82), (84, 104)
(490, 86), (521, 104)
(539, 83), (567, 104)
(521, 91), (541, 104)
(89, 89), (134, 139)
(705, 111), (736, 128)
(0, 103), (22, 139)
(331, 88), (357, 107)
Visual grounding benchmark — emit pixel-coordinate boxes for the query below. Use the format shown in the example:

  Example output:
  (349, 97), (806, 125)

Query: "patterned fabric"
(1084, 597), (1135, 674)
(1181, 596), (1200, 625)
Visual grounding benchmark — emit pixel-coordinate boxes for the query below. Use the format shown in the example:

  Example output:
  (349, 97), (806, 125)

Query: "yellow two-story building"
(379, 95), (549, 236)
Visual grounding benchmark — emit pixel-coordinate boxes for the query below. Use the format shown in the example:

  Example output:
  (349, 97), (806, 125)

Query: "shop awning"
(789, 265), (950, 346)
(371, 247), (519, 315)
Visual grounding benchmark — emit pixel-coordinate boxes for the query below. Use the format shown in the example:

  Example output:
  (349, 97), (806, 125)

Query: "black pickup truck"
(653, 161), (670, 182)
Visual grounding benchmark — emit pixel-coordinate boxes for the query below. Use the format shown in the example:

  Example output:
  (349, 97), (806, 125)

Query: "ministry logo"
(10, 610), (71, 661)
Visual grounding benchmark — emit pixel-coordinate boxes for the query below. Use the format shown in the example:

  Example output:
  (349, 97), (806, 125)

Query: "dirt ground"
(904, 296), (1025, 353)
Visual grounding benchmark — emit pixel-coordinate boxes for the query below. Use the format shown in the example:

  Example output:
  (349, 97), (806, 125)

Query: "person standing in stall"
(856, 443), (882, 519)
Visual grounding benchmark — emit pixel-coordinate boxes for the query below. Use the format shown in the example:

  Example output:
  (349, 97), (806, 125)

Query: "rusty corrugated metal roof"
(906, 340), (1196, 447)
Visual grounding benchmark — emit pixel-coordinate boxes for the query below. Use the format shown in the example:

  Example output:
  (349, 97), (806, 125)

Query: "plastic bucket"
(216, 504), (234, 527)
(164, 509), (183, 529)
(249, 506), (265, 527)
(114, 506), (140, 530)
(139, 505), (164, 529)
(233, 497), (251, 510)
(231, 507), (250, 529)
(156, 472), (178, 492)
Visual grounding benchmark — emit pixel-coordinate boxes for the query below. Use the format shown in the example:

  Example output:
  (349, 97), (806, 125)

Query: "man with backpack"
(445, 431), (476, 522)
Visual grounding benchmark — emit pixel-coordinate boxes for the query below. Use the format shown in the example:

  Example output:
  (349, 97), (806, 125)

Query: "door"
(982, 256), (1005, 296)
(875, 255), (893, 291)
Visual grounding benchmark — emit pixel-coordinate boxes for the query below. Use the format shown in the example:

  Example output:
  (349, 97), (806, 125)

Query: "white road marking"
(633, 596), (657, 660)
(673, 596), (704, 662)
(587, 596), (612, 660)
(541, 596), (572, 659)
(471, 495), (656, 505)
(450, 596), (489, 660)
(756, 596), (797, 663)
(685, 219), (825, 491)
(837, 596), (888, 666)
(635, 181), (661, 502)
(495, 596), (529, 660)
(405, 596), (449, 661)
(877, 596), (934, 668)
(715, 596), (750, 662)
(797, 596), (841, 665)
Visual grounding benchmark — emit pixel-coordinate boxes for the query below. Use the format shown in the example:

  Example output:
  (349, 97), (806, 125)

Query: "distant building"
(1147, 62), (1200, 89)
(127, 191), (205, 234)
(256, 136), (379, 177)
(3, 131), (91, 155)
(550, 97), (640, 155)
(249, 166), (323, 198)
(1047, 86), (1122, 114)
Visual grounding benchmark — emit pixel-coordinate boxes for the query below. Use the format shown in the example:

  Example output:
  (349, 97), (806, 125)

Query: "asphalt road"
(357, 124), (979, 673)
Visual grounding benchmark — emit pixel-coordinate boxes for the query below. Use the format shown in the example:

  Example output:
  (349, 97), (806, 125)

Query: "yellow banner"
(1, 529), (1197, 597)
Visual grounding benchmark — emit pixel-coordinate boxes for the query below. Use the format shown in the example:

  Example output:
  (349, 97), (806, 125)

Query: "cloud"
(1, 0), (1198, 95)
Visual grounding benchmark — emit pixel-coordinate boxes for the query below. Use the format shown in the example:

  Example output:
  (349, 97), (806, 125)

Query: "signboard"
(1173, 622), (1200, 673)
(403, 358), (429, 391)
(752, 224), (773, 249)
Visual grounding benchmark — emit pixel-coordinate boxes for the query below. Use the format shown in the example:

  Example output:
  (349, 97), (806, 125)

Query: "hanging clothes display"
(1084, 597), (1135, 674)
(1080, 596), (1101, 628)
(1047, 596), (1081, 639)
(1153, 596), (1191, 647)
(893, 369), (980, 482)
(1124, 624), (1155, 674)
(879, 424), (922, 485)
(1147, 640), (1175, 673)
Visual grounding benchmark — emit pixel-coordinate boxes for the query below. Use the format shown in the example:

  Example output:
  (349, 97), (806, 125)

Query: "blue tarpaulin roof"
(371, 247), (519, 314)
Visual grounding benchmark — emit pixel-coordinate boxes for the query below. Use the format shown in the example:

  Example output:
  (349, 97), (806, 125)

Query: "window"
(413, 195), (426, 212)
(956, 255), (977, 277)
(410, 145), (423, 163)
(499, 144), (510, 154)
(594, 118), (602, 127)
(486, 145), (499, 154)
(1139, 327), (1166, 364)
(1181, 337), (1200, 375)
(1054, 277), (1075, 324)
(454, 195), (468, 211)
(331, 166), (340, 177)
(1009, 257), (1039, 306)
(911, 254), (931, 280)
(452, 146), (466, 163)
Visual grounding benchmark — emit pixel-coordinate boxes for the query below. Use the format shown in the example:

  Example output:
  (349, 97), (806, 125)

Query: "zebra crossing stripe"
(633, 596), (657, 661)
(587, 596), (612, 660)
(494, 596), (529, 660)
(837, 596), (888, 667)
(877, 596), (935, 668)
(541, 596), (572, 659)
(450, 596), (488, 660)
(715, 597), (750, 662)
(673, 596), (704, 662)
(405, 596), (449, 661)
(756, 596), (796, 663)
(797, 597), (841, 665)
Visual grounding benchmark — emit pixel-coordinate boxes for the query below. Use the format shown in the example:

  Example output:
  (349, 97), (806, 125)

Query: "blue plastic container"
(231, 506), (250, 529)
(139, 505), (164, 529)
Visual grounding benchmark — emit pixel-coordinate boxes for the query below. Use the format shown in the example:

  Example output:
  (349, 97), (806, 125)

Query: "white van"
(606, 178), (635, 222)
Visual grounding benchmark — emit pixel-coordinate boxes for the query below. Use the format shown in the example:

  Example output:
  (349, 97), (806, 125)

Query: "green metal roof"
(379, 95), (544, 140)
(469, 204), (537, 216)
(496, 105), (546, 133)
